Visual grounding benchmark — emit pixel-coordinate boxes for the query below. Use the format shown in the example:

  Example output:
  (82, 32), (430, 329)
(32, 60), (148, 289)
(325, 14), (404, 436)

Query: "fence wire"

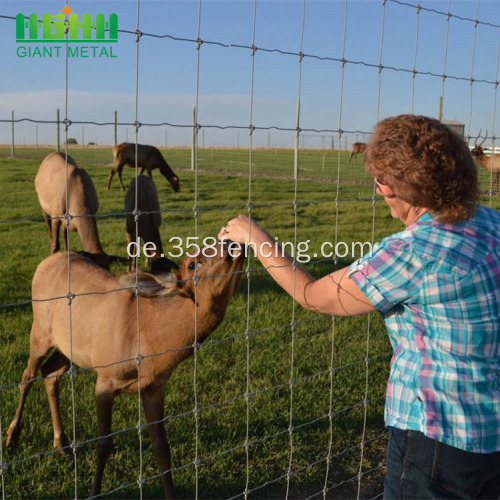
(1, 1), (499, 499)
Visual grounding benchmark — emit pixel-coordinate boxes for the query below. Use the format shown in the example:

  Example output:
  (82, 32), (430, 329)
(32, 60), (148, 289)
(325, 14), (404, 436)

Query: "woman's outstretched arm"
(218, 215), (376, 317)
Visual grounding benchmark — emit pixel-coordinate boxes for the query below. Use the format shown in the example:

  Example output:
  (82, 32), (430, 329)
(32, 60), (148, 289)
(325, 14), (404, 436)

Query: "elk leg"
(138, 166), (147, 176)
(141, 387), (176, 499)
(50, 218), (61, 254)
(41, 350), (71, 454)
(6, 333), (51, 449)
(107, 162), (126, 191)
(89, 382), (116, 498)
(106, 167), (116, 190)
(117, 162), (127, 191)
(126, 231), (136, 271)
(42, 210), (52, 239)
(62, 225), (69, 252)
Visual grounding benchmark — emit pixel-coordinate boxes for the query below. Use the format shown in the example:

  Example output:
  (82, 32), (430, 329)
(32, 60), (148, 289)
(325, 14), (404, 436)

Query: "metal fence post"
(114, 110), (118, 147)
(11, 111), (15, 157)
(56, 108), (60, 152)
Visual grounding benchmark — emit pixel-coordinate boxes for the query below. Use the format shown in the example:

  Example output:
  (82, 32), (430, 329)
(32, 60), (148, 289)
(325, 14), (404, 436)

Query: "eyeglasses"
(375, 178), (396, 198)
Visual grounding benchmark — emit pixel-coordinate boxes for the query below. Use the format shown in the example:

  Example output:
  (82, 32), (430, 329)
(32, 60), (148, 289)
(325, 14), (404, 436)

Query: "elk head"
(471, 129), (487, 158)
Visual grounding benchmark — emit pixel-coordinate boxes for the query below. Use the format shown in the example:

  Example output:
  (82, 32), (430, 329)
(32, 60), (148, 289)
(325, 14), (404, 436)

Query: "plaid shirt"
(349, 205), (500, 453)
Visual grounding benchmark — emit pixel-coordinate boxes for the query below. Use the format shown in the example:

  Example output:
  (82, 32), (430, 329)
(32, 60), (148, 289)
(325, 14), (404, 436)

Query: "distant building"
(441, 120), (465, 139)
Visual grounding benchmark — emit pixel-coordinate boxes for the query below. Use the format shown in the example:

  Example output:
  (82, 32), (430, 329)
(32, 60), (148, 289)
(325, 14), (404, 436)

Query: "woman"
(218, 115), (500, 499)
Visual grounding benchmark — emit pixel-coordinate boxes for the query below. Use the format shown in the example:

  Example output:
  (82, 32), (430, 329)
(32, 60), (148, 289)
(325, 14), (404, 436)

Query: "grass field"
(0, 147), (498, 499)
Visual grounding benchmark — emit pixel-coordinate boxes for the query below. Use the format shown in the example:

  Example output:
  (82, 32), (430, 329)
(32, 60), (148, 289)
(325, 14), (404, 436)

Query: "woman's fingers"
(218, 215), (254, 243)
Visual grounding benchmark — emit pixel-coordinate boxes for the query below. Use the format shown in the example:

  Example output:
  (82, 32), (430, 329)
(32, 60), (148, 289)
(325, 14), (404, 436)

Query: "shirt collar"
(418, 211), (433, 222)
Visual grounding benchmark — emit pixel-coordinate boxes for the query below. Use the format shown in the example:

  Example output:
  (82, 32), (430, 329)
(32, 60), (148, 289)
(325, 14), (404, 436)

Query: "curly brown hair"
(364, 114), (478, 223)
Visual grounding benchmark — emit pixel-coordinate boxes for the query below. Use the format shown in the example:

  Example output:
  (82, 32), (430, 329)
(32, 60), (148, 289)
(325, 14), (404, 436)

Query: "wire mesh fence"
(1, 1), (499, 498)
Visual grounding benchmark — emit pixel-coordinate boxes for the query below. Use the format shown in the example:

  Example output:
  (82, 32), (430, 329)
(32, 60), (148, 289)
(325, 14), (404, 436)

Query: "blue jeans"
(384, 427), (500, 499)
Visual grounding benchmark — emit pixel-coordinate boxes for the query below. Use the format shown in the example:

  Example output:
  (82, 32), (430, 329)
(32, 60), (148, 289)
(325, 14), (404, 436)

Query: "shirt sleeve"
(348, 238), (423, 313)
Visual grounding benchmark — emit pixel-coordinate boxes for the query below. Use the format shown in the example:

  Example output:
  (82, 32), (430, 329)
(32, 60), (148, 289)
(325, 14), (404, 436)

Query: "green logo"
(16, 4), (118, 58)
(16, 6), (118, 43)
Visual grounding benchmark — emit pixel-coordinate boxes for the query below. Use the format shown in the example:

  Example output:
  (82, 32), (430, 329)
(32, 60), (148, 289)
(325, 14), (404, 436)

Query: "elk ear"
(151, 272), (189, 297)
(116, 271), (182, 297)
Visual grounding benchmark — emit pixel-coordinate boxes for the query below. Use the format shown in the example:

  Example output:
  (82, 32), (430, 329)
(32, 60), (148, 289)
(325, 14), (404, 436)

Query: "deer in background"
(35, 152), (124, 270)
(125, 176), (178, 273)
(107, 143), (181, 192)
(6, 242), (245, 498)
(471, 130), (500, 192)
(350, 142), (366, 162)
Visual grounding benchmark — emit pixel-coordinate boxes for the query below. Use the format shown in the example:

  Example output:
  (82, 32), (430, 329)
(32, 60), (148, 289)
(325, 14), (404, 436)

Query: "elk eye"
(188, 261), (202, 271)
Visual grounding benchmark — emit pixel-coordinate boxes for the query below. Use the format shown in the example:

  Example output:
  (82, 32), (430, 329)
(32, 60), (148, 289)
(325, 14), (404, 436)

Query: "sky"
(1, 0), (500, 148)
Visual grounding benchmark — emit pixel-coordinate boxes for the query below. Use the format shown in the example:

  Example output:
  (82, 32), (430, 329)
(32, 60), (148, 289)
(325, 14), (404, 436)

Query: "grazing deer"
(35, 152), (124, 270)
(125, 176), (178, 273)
(471, 130), (500, 191)
(6, 243), (245, 498)
(350, 142), (366, 162)
(107, 143), (181, 192)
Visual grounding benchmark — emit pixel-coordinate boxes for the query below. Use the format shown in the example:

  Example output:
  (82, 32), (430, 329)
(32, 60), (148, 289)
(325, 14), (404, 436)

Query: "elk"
(107, 143), (181, 192)
(471, 130), (500, 191)
(35, 152), (124, 270)
(6, 242), (245, 498)
(350, 142), (366, 162)
(125, 176), (178, 273)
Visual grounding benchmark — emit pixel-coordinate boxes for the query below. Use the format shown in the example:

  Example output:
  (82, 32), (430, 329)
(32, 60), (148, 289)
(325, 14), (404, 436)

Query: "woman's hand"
(218, 215), (267, 245)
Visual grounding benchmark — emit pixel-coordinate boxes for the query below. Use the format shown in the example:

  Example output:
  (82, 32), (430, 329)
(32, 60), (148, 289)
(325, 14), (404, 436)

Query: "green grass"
(0, 148), (498, 499)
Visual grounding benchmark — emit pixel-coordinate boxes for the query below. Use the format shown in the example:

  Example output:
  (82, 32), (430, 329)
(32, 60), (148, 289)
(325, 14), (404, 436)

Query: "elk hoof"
(6, 423), (21, 449)
(55, 434), (72, 456)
